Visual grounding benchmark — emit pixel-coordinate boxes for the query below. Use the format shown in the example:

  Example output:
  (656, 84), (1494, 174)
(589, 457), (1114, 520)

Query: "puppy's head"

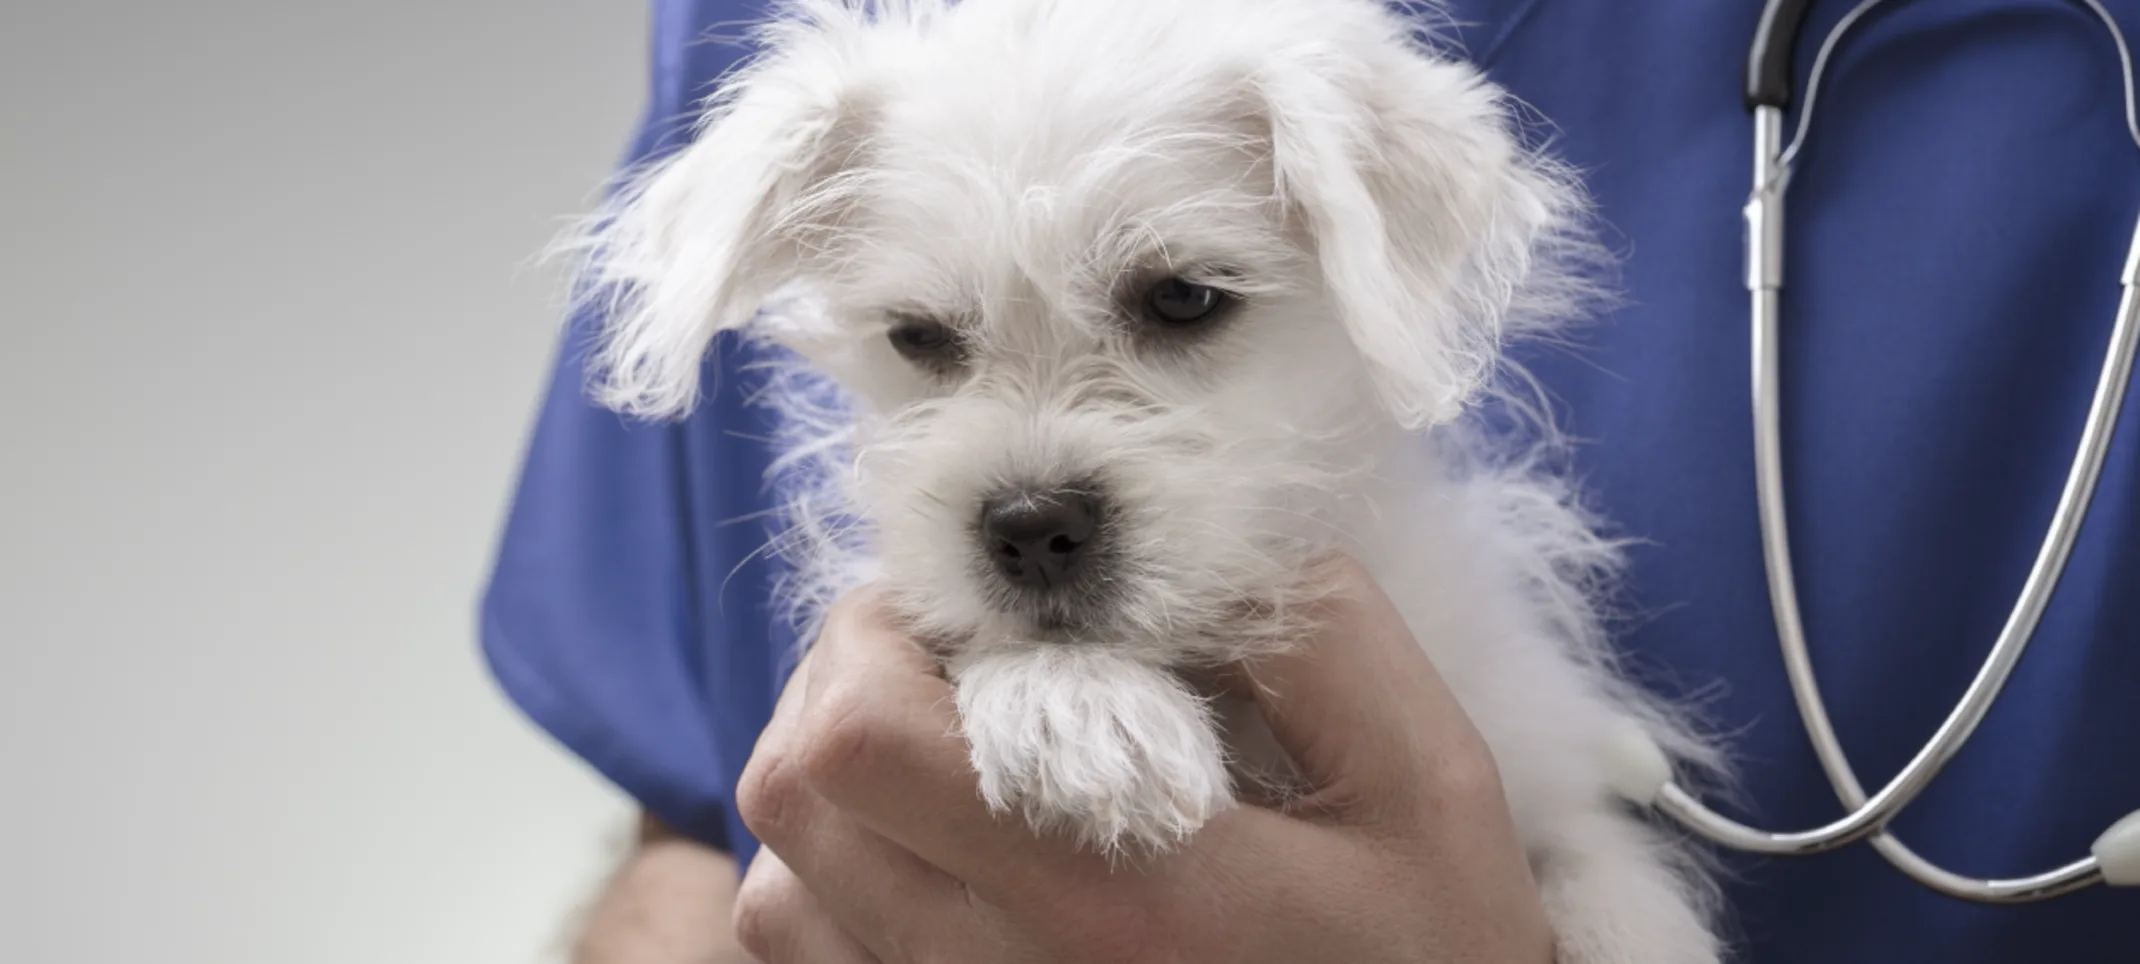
(574, 0), (1591, 659)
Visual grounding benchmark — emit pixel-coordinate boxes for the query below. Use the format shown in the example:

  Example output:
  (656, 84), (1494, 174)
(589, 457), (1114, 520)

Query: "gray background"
(1, 4), (656, 961)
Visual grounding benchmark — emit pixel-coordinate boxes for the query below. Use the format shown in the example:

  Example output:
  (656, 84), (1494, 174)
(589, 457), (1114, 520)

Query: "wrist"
(571, 814), (747, 964)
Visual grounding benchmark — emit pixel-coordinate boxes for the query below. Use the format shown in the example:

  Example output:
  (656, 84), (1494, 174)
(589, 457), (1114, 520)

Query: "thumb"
(1239, 555), (1489, 819)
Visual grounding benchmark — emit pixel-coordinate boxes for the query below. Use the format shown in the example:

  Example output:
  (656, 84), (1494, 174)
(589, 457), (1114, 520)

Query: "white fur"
(566, 1), (1729, 961)
(954, 646), (1236, 852)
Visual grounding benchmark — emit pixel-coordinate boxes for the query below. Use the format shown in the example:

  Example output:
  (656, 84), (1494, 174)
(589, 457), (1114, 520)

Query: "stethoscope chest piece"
(2096, 811), (2140, 888)
(1611, 0), (2140, 905)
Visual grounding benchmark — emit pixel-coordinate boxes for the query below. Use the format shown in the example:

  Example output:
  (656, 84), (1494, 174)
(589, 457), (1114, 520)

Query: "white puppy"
(570, 0), (1728, 960)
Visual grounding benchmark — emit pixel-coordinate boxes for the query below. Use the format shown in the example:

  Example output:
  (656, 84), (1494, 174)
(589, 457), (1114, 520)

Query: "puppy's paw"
(953, 647), (1233, 856)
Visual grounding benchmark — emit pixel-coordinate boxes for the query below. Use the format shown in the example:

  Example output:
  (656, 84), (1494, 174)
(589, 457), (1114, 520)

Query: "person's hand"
(731, 556), (1557, 963)
(569, 813), (756, 964)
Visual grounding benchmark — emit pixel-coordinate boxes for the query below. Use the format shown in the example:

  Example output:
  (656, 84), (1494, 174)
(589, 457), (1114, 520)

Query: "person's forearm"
(572, 813), (751, 964)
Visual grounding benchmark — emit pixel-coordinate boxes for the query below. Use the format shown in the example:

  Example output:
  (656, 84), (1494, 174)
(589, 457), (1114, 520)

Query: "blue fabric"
(480, 0), (792, 857)
(479, 0), (2140, 959)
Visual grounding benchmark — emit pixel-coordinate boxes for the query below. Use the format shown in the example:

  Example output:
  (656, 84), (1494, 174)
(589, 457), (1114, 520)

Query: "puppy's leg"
(952, 646), (1233, 856)
(1532, 807), (1724, 964)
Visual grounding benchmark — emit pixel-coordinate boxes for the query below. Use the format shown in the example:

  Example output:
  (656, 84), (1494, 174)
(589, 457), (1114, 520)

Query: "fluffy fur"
(566, 1), (1730, 960)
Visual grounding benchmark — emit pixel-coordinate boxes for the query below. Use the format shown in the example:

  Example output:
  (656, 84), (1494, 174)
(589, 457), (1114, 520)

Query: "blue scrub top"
(480, 1), (2140, 959)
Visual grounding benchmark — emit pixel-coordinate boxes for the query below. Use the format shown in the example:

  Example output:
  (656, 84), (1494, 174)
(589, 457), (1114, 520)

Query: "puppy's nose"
(979, 488), (1102, 590)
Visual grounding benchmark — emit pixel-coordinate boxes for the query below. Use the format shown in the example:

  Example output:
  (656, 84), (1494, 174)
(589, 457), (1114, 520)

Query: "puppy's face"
(577, 0), (1585, 660)
(818, 135), (1356, 659)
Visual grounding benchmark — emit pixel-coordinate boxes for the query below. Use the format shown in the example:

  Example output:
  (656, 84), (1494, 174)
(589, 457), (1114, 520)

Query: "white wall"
(1, 4), (653, 962)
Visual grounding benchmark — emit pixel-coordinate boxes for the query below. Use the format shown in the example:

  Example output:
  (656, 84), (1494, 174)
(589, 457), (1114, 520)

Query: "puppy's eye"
(887, 316), (963, 367)
(1141, 277), (1234, 330)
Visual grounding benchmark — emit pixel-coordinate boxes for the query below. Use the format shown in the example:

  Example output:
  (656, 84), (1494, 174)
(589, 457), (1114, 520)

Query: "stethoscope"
(1601, 0), (2140, 904)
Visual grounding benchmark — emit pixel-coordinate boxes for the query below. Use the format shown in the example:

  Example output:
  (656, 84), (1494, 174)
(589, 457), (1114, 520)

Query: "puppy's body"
(572, 1), (1728, 960)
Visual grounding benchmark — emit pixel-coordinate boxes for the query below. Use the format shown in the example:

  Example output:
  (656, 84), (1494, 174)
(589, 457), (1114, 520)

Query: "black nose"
(978, 488), (1102, 590)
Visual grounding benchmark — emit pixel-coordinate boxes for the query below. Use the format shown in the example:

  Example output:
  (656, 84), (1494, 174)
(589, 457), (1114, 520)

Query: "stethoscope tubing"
(1618, 0), (2140, 904)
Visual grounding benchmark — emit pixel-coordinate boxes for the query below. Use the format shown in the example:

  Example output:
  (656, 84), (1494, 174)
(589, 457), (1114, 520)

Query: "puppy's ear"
(1254, 38), (1590, 428)
(571, 17), (876, 419)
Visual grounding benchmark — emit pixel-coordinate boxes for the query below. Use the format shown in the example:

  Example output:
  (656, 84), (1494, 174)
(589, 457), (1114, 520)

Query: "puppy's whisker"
(564, 0), (1729, 951)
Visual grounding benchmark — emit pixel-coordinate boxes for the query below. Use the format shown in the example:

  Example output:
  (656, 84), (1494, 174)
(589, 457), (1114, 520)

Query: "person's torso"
(1442, 0), (2140, 959)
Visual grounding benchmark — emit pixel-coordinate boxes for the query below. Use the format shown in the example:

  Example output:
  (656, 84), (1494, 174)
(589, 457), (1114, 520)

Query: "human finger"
(732, 849), (881, 964)
(787, 589), (1116, 906)
(1240, 554), (1500, 823)
(742, 760), (984, 959)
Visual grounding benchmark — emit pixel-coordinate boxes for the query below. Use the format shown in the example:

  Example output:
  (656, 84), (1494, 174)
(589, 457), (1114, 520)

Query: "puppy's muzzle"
(978, 486), (1105, 592)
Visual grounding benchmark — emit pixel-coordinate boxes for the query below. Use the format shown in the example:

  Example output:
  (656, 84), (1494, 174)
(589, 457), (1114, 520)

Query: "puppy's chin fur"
(565, 1), (1733, 961)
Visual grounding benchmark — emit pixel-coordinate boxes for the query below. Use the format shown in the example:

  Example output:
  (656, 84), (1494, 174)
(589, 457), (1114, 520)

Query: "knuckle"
(1323, 550), (1375, 585)
(1429, 740), (1509, 810)
(795, 680), (884, 790)
(1311, 551), (1378, 600)
(736, 751), (805, 843)
(731, 866), (798, 959)
(817, 584), (885, 648)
